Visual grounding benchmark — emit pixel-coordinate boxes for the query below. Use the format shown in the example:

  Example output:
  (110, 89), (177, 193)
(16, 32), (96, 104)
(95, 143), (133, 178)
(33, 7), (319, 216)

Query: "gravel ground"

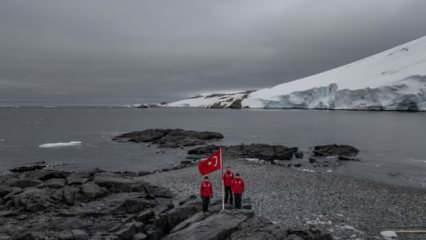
(142, 159), (426, 240)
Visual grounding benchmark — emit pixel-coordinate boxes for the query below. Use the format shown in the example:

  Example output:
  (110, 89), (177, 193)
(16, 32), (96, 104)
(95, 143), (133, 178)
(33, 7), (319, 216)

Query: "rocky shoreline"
(2, 129), (423, 239)
(110, 129), (426, 239)
(143, 158), (426, 240)
(113, 129), (361, 172)
(0, 164), (333, 240)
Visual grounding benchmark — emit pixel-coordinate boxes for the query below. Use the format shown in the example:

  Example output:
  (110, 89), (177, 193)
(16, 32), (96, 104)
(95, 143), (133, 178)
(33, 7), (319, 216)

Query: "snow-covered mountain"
(165, 36), (426, 111)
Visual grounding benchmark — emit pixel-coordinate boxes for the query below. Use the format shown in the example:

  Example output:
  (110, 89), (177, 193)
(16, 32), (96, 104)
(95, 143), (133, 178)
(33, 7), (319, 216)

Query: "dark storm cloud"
(1, 0), (426, 105)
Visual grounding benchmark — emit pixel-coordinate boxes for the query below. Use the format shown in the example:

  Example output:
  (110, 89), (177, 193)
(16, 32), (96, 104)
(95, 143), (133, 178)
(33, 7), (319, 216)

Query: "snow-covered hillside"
(166, 36), (426, 111)
(166, 91), (254, 109)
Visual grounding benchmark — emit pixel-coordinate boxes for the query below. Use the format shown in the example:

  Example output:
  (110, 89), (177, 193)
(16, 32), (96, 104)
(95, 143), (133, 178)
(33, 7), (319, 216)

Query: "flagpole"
(221, 147), (225, 211)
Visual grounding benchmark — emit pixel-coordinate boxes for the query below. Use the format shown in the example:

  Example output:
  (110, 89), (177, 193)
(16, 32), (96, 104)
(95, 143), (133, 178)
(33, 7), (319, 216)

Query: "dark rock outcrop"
(9, 162), (47, 173)
(187, 145), (220, 155)
(188, 144), (298, 161)
(313, 144), (359, 159)
(164, 210), (253, 240)
(0, 166), (332, 240)
(113, 129), (224, 148)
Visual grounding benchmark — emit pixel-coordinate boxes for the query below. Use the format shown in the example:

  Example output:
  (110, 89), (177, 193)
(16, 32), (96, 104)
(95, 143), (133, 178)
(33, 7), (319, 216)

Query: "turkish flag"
(198, 148), (222, 176)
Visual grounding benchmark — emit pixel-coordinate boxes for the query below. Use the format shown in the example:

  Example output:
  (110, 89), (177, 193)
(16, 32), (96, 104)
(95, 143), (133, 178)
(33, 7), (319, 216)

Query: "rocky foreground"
(0, 164), (332, 240)
(143, 159), (426, 240)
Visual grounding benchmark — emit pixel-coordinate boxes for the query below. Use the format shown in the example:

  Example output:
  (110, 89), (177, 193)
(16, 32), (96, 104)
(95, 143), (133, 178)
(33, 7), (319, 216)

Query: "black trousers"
(234, 193), (242, 209)
(202, 197), (210, 212)
(224, 186), (233, 204)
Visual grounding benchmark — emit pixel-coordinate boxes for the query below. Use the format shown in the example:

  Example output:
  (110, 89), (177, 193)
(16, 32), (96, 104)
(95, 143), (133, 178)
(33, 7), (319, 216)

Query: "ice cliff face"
(166, 36), (426, 111)
(256, 75), (426, 111)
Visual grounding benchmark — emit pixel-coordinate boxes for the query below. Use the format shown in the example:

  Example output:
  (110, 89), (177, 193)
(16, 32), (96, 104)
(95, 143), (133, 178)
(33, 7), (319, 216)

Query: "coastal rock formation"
(187, 143), (360, 170)
(0, 166), (332, 240)
(313, 144), (359, 160)
(113, 129), (224, 148)
(9, 161), (47, 173)
(188, 144), (298, 161)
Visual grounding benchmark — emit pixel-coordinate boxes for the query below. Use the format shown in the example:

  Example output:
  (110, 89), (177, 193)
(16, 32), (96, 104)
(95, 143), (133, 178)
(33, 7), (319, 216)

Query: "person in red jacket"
(222, 166), (234, 205)
(231, 173), (245, 209)
(200, 175), (213, 212)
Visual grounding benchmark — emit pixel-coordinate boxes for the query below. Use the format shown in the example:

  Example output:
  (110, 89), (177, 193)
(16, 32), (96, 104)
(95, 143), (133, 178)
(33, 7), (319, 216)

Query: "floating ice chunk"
(39, 141), (82, 148)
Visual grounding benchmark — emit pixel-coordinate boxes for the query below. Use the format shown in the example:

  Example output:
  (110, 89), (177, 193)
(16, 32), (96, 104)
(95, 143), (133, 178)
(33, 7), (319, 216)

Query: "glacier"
(165, 36), (426, 111)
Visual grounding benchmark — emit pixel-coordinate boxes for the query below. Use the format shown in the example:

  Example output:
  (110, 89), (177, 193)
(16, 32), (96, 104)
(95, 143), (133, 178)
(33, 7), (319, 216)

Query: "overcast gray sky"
(1, 0), (426, 105)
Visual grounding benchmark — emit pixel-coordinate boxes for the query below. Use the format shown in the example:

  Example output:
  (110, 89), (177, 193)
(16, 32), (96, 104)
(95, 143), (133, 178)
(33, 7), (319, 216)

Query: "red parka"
(200, 180), (213, 198)
(222, 170), (234, 187)
(231, 177), (245, 194)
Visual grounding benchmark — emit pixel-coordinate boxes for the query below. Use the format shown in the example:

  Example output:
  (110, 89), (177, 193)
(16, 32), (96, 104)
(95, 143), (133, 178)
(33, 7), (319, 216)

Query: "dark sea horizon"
(0, 107), (425, 189)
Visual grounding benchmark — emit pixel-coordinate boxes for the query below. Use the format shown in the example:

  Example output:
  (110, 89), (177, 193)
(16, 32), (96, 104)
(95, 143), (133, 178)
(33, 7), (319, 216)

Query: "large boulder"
(144, 183), (174, 199)
(10, 188), (51, 211)
(115, 222), (144, 240)
(0, 186), (12, 198)
(228, 216), (287, 240)
(163, 210), (253, 240)
(115, 198), (155, 213)
(71, 229), (89, 240)
(80, 182), (107, 199)
(42, 178), (66, 189)
(62, 186), (81, 205)
(93, 175), (136, 192)
(66, 172), (90, 185)
(155, 200), (200, 234)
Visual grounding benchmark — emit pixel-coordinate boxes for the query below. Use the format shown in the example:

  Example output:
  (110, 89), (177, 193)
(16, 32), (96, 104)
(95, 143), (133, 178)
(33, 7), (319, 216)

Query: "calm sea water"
(0, 107), (425, 188)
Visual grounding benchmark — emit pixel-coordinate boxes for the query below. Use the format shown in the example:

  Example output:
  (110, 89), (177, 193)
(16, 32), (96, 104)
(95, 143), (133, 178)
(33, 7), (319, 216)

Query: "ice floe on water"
(39, 141), (82, 148)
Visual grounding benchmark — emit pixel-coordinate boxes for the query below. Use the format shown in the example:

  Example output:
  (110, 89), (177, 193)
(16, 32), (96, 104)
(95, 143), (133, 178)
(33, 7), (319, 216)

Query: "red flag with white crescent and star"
(198, 148), (222, 176)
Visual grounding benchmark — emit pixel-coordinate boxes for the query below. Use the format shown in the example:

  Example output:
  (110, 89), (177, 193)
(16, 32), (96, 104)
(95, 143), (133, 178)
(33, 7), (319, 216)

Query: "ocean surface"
(0, 107), (425, 189)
